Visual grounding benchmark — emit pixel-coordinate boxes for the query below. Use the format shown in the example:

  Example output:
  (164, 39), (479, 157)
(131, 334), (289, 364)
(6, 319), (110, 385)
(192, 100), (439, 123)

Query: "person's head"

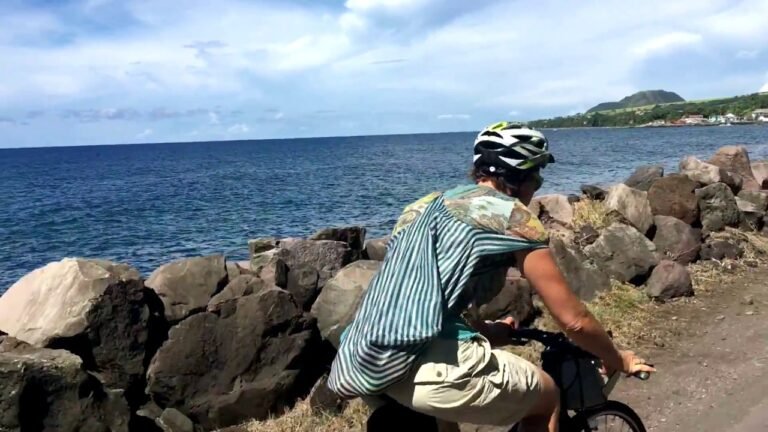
(471, 121), (554, 205)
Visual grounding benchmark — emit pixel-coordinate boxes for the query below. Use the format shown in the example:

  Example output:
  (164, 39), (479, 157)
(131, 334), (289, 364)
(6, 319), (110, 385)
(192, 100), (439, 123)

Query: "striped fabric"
(327, 189), (546, 398)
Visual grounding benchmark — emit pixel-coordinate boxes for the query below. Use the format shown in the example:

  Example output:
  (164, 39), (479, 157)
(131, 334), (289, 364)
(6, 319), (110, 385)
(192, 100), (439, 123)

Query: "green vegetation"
(530, 91), (768, 128)
(587, 90), (684, 113)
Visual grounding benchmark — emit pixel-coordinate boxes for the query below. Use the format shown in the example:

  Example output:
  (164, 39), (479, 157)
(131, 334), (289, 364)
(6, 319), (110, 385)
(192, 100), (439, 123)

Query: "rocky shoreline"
(1, 145), (768, 432)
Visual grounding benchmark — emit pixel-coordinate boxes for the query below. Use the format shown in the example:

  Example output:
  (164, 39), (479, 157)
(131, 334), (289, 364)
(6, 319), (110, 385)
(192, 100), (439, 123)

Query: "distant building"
(680, 114), (706, 125)
(752, 109), (768, 122)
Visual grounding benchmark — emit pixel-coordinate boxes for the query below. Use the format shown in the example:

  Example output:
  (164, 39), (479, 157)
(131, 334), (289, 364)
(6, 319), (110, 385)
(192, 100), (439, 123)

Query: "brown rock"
(700, 240), (744, 261)
(308, 375), (346, 415)
(680, 156), (742, 193)
(751, 161), (768, 187)
(207, 275), (268, 313)
(363, 236), (390, 261)
(532, 194), (574, 225)
(647, 175), (700, 224)
(652, 216), (702, 264)
(737, 190), (768, 212)
(551, 237), (611, 300)
(248, 238), (277, 258)
(145, 255), (228, 322)
(309, 226), (366, 260)
(476, 274), (535, 324)
(250, 249), (289, 288)
(584, 223), (659, 284)
(645, 260), (694, 300)
(286, 264), (320, 310)
(709, 145), (760, 191)
(580, 184), (607, 201)
(624, 165), (664, 191)
(279, 240), (352, 288)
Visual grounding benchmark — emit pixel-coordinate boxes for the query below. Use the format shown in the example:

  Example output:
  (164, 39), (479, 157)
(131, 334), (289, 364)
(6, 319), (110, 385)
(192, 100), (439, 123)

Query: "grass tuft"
(572, 199), (620, 231)
(235, 399), (369, 432)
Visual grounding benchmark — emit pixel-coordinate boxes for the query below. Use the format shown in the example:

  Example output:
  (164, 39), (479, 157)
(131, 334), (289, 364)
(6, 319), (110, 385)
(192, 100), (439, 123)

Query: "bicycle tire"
(572, 400), (646, 432)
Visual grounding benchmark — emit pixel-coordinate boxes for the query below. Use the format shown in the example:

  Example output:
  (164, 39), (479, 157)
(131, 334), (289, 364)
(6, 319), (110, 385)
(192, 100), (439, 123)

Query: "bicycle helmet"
(473, 121), (555, 172)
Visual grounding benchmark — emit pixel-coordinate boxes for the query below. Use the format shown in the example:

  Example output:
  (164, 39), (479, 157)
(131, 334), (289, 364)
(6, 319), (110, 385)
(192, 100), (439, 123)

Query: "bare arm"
(515, 248), (625, 371)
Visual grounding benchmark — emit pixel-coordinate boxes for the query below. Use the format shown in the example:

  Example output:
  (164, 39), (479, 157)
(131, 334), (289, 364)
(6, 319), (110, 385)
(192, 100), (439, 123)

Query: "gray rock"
(551, 237), (611, 300)
(680, 156), (742, 193)
(0, 259), (161, 392)
(652, 216), (702, 264)
(308, 375), (346, 415)
(645, 260), (694, 300)
(157, 408), (194, 432)
(709, 145), (760, 191)
(584, 223), (659, 284)
(207, 275), (269, 313)
(532, 194), (574, 225)
(647, 175), (700, 224)
(309, 226), (366, 260)
(736, 197), (765, 231)
(280, 240), (352, 288)
(604, 183), (654, 234)
(580, 184), (607, 201)
(0, 345), (129, 432)
(250, 249), (289, 288)
(310, 260), (381, 348)
(286, 264), (320, 310)
(737, 190), (768, 212)
(248, 238), (277, 258)
(625, 165), (663, 191)
(575, 224), (600, 247)
(696, 183), (742, 232)
(146, 288), (321, 429)
(363, 236), (390, 261)
(701, 240), (744, 261)
(145, 255), (228, 322)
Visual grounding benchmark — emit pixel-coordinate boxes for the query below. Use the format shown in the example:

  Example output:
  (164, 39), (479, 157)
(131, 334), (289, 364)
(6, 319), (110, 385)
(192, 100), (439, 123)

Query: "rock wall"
(1, 146), (767, 431)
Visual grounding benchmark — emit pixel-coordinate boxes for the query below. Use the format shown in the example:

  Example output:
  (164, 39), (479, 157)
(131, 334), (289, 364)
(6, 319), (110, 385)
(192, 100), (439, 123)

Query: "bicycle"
(367, 328), (651, 432)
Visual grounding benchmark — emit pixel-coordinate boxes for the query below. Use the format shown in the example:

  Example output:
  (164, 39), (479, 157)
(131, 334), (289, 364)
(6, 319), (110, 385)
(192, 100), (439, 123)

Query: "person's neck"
(477, 179), (503, 194)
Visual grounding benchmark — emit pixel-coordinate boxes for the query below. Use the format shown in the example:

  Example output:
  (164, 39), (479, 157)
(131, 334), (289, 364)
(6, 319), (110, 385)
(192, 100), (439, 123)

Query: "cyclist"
(328, 122), (655, 432)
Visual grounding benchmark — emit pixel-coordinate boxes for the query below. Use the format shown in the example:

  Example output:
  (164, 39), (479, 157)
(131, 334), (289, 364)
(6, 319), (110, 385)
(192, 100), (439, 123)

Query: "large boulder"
(207, 275), (268, 312)
(584, 223), (659, 284)
(696, 183), (742, 232)
(580, 184), (607, 201)
(645, 260), (694, 300)
(474, 269), (535, 324)
(680, 156), (742, 193)
(0, 259), (161, 392)
(145, 255), (228, 322)
(0, 344), (130, 432)
(311, 260), (381, 348)
(146, 288), (322, 429)
(647, 175), (700, 224)
(248, 238), (277, 258)
(624, 165), (663, 191)
(309, 226), (366, 261)
(709, 145), (760, 191)
(363, 236), (390, 261)
(604, 184), (653, 234)
(279, 240), (353, 289)
(250, 249), (288, 288)
(531, 194), (574, 226)
(286, 264), (320, 310)
(550, 238), (611, 301)
(652, 216), (702, 265)
(751, 161), (768, 188)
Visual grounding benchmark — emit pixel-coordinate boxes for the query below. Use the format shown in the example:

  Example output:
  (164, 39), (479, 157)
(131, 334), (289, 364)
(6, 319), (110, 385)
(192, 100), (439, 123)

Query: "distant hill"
(587, 90), (685, 113)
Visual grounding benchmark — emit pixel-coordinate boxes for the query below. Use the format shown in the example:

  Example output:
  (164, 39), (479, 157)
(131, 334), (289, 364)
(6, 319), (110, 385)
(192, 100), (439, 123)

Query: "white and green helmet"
(473, 121), (555, 171)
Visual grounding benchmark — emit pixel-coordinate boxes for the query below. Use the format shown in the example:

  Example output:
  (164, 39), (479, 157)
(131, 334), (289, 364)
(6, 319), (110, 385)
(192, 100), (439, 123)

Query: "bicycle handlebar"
(508, 328), (653, 381)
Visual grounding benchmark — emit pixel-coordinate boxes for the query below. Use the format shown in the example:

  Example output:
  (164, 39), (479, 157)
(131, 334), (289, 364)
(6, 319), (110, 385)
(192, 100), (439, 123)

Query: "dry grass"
(237, 399), (369, 432)
(572, 199), (620, 231)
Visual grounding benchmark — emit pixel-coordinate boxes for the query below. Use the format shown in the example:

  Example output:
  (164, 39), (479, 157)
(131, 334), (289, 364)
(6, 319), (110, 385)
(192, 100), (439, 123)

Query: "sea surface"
(2, 125), (768, 292)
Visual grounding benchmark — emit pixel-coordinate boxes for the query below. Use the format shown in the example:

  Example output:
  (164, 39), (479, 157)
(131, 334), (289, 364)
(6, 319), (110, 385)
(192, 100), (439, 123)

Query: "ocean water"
(2, 125), (768, 292)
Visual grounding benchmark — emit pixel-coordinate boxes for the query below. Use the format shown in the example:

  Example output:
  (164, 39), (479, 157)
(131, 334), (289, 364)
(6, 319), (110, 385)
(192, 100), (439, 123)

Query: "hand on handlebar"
(479, 317), (518, 346)
(608, 350), (656, 377)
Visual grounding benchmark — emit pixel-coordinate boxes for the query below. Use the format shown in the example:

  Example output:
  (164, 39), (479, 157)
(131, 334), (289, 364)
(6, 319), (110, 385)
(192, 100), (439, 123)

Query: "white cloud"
(136, 128), (153, 139)
(736, 49), (760, 59)
(632, 31), (703, 59)
(437, 114), (471, 120)
(208, 112), (220, 125)
(508, 110), (520, 117)
(227, 123), (250, 134)
(273, 111), (285, 120)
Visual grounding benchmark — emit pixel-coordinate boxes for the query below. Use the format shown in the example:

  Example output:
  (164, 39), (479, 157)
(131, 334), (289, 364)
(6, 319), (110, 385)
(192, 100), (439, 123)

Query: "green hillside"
(587, 90), (685, 113)
(529, 91), (768, 128)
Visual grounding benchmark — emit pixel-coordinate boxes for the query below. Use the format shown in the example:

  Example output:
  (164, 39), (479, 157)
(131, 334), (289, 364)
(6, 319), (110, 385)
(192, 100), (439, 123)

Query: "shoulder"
(506, 200), (549, 244)
(392, 191), (441, 236)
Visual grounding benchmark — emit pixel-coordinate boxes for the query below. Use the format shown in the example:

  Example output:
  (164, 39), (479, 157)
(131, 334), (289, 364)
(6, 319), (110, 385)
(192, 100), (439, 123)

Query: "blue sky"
(1, 0), (768, 148)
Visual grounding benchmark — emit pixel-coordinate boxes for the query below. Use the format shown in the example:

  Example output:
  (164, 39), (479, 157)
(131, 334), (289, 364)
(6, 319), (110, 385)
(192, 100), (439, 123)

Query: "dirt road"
(615, 265), (768, 431)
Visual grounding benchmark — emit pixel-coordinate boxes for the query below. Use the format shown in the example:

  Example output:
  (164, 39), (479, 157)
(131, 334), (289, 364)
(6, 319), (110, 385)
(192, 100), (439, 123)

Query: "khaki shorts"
(384, 335), (542, 426)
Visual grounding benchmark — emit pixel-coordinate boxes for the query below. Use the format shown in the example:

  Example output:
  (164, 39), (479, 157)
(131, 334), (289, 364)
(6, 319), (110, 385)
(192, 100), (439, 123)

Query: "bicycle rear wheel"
(573, 400), (646, 432)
